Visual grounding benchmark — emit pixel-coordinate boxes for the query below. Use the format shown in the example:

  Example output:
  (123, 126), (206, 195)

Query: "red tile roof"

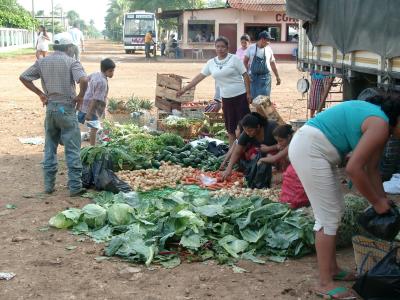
(227, 0), (286, 11)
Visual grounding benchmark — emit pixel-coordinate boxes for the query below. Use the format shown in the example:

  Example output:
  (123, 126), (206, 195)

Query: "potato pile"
(117, 163), (194, 191)
(211, 187), (281, 202)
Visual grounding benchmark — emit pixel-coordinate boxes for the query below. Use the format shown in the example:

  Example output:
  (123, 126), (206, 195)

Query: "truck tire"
(343, 72), (377, 100)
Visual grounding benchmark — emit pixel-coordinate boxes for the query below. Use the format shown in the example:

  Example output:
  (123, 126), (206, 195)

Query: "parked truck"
(287, 0), (400, 99)
(286, 0), (400, 181)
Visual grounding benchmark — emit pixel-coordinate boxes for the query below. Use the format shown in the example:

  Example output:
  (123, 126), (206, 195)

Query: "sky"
(17, 0), (109, 30)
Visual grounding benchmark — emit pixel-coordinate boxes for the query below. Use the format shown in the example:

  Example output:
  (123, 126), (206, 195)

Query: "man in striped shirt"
(19, 32), (89, 197)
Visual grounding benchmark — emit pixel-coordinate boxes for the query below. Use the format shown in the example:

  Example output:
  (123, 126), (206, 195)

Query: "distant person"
(236, 34), (250, 62)
(177, 36), (252, 146)
(36, 25), (50, 60)
(68, 22), (85, 61)
(209, 32), (215, 42)
(243, 31), (281, 98)
(19, 33), (88, 197)
(166, 34), (180, 58)
(78, 58), (115, 145)
(144, 30), (153, 58)
(160, 29), (167, 56)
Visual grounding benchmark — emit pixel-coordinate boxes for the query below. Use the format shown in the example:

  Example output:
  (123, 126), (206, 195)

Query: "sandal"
(315, 286), (356, 300)
(333, 270), (357, 281)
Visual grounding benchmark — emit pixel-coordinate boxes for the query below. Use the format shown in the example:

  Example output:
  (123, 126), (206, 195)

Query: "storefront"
(157, 0), (298, 59)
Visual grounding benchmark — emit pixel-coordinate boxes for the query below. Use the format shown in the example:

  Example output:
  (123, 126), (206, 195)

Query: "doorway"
(219, 24), (237, 54)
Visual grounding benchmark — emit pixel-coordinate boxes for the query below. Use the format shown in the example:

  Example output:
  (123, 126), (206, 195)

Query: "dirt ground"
(0, 40), (355, 300)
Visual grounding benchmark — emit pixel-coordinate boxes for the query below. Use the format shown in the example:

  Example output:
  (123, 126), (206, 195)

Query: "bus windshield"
(124, 16), (154, 36)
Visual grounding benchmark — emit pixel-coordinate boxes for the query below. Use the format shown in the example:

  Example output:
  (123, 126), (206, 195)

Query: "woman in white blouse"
(177, 36), (252, 145)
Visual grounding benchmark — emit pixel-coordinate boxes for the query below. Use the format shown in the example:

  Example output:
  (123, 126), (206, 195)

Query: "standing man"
(160, 29), (167, 56)
(144, 30), (153, 59)
(243, 31), (281, 99)
(69, 22), (85, 61)
(19, 33), (89, 197)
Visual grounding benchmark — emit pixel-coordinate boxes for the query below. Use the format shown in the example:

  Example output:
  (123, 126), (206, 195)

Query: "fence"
(0, 28), (34, 52)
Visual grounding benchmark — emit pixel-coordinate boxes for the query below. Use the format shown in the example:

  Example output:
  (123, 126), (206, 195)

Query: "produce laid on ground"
(81, 123), (185, 171)
(72, 115), (372, 270)
(118, 163), (244, 191)
(49, 186), (316, 267)
(49, 190), (369, 268)
(117, 164), (195, 191)
(211, 187), (281, 202)
(154, 143), (224, 171)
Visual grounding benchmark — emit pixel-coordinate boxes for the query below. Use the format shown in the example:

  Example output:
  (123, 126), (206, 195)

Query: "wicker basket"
(162, 122), (203, 139)
(352, 235), (400, 273)
(106, 112), (133, 124)
(204, 112), (224, 125)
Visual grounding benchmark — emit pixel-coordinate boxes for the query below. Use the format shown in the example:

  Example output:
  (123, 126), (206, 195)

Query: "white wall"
(0, 28), (34, 52)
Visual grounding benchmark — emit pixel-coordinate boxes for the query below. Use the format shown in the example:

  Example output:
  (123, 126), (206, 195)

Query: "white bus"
(123, 11), (157, 54)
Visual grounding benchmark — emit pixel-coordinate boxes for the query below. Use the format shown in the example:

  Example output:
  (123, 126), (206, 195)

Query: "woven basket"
(352, 235), (400, 273)
(162, 122), (203, 139)
(106, 112), (133, 124)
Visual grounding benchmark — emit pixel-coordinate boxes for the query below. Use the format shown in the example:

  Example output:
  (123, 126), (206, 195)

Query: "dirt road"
(0, 40), (352, 300)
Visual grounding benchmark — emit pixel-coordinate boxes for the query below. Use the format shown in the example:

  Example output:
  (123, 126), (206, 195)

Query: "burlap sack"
(250, 96), (286, 125)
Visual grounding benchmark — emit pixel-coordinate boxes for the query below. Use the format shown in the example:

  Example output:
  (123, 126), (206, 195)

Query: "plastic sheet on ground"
(383, 174), (400, 194)
(18, 136), (44, 145)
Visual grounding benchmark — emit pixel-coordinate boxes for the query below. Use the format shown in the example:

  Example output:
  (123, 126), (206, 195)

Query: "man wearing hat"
(243, 31), (281, 98)
(19, 33), (89, 197)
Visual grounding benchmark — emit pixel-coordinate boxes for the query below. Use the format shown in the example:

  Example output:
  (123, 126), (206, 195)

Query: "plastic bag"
(353, 247), (400, 299)
(82, 157), (132, 194)
(242, 153), (272, 189)
(279, 164), (309, 209)
(199, 174), (217, 186)
(358, 204), (400, 241)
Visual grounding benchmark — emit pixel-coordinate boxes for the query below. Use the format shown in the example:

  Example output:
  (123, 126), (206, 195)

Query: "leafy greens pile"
(49, 186), (315, 267)
(80, 123), (185, 171)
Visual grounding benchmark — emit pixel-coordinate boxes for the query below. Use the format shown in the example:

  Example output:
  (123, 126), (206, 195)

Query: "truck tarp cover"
(286, 0), (400, 59)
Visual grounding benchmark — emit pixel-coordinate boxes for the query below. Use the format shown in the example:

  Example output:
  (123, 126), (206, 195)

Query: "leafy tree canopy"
(0, 0), (37, 29)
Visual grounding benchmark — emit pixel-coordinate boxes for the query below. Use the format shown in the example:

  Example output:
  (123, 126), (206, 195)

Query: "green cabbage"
(82, 204), (107, 228)
(49, 208), (82, 229)
(107, 203), (134, 226)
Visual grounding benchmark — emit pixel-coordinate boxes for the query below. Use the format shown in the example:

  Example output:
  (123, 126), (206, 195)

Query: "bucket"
(289, 119), (307, 131)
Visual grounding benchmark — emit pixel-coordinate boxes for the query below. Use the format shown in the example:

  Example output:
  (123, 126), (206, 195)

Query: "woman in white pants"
(289, 92), (400, 300)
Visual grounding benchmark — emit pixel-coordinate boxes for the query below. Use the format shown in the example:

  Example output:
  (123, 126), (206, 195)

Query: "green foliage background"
(0, 0), (38, 29)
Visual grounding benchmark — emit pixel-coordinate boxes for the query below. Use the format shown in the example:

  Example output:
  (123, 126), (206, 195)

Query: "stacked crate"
(155, 73), (195, 113)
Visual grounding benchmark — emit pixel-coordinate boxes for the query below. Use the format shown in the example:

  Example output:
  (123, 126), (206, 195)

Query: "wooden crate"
(155, 97), (182, 113)
(156, 73), (195, 103)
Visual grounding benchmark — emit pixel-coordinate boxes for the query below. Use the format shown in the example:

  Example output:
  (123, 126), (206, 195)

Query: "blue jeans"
(250, 73), (272, 99)
(145, 43), (151, 58)
(44, 102), (82, 193)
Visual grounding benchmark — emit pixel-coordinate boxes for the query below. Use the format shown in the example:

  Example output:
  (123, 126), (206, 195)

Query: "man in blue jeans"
(20, 32), (88, 197)
(243, 31), (281, 98)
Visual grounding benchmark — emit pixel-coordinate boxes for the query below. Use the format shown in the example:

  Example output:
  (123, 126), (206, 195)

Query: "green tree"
(206, 0), (226, 8)
(0, 0), (37, 29)
(66, 10), (80, 25)
(105, 0), (130, 41)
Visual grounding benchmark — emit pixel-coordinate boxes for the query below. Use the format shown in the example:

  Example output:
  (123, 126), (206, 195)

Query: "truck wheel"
(125, 50), (130, 54)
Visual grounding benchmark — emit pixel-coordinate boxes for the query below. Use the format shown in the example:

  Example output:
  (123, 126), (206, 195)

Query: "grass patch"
(0, 48), (36, 59)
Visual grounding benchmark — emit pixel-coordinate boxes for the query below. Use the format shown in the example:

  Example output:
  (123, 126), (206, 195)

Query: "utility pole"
(51, 0), (54, 37)
(31, 0), (35, 47)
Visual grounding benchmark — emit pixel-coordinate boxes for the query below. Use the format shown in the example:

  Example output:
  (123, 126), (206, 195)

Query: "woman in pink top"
(235, 34), (250, 61)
